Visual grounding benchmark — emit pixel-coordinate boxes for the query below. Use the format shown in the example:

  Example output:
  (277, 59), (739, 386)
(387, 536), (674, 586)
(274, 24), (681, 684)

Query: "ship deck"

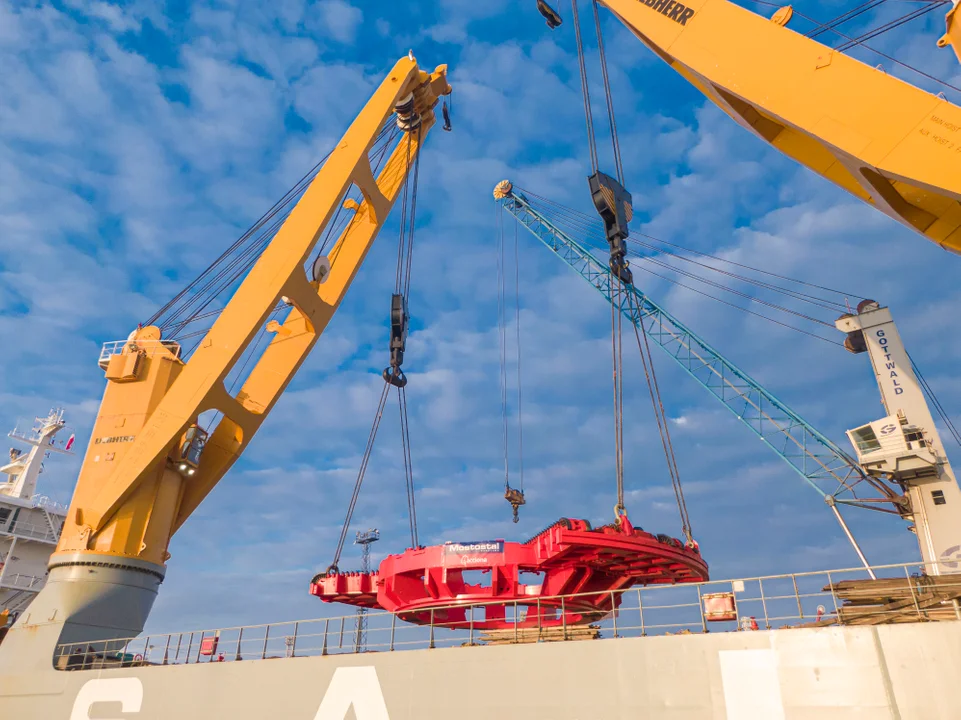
(54, 560), (961, 670)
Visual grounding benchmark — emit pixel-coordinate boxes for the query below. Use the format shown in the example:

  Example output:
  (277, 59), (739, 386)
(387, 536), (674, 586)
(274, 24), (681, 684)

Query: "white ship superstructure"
(0, 410), (72, 624)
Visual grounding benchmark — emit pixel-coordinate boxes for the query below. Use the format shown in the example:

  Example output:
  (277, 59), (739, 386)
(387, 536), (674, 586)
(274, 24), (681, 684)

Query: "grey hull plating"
(1, 622), (959, 718)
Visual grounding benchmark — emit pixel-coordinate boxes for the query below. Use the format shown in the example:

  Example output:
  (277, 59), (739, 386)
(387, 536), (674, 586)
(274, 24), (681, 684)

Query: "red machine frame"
(310, 515), (708, 630)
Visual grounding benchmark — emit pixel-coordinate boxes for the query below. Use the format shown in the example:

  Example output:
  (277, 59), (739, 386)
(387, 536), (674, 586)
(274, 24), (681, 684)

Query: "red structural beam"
(310, 515), (708, 630)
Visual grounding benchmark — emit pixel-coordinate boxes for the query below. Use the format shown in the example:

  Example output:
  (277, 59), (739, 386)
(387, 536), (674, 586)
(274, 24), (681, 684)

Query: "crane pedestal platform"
(310, 515), (708, 630)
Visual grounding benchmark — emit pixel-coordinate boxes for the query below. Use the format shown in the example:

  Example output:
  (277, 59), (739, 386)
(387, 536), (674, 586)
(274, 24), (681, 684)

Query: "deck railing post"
(429, 609), (435, 649)
(469, 605), (474, 646)
(389, 613), (396, 651)
(792, 574), (803, 620)
(610, 591), (618, 638)
(905, 566), (923, 622)
(175, 633), (183, 664)
(514, 601), (519, 644)
(696, 585), (707, 633)
(185, 632), (194, 664)
(234, 628), (243, 661)
(637, 588), (646, 636)
(162, 635), (171, 665)
(826, 571), (841, 625)
(537, 598), (542, 641)
(322, 619), (329, 656)
(338, 617), (345, 649)
(291, 621), (299, 658)
(561, 597), (567, 641)
(758, 579), (771, 629)
(195, 632), (204, 664)
(261, 625), (270, 660)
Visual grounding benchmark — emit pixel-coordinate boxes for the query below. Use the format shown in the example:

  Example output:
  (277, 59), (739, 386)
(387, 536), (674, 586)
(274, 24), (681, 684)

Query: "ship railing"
(31, 495), (68, 514)
(0, 519), (59, 544)
(51, 560), (961, 671)
(0, 572), (44, 591)
(98, 339), (182, 368)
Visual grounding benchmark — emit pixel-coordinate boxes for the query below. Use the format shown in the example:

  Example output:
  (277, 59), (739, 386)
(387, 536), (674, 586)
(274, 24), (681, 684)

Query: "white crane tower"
(839, 301), (961, 575)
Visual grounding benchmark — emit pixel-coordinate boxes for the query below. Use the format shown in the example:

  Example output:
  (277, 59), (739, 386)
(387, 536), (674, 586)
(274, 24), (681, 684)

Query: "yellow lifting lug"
(770, 5), (792, 27)
(938, 1), (961, 65)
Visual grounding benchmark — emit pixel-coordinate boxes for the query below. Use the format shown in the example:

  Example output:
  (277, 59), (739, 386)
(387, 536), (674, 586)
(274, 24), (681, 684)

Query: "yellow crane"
(594, 0), (961, 253)
(51, 56), (450, 580)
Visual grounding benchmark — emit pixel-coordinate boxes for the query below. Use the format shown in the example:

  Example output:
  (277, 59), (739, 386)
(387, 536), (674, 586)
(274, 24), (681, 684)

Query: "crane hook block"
(537, 0), (563, 29)
(505, 487), (526, 523)
(383, 293), (409, 387)
(589, 172), (634, 284)
(442, 102), (452, 132)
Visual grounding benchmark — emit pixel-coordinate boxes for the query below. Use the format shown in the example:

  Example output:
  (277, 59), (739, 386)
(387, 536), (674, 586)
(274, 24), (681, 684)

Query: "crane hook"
(505, 487), (526, 523)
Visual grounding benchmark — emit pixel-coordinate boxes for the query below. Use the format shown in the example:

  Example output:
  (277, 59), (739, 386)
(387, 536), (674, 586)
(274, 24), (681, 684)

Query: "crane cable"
(513, 188), (851, 344)
(571, 0), (599, 174)
(749, 0), (961, 96)
(568, 1), (691, 530)
(393, 124), (422, 550)
(497, 207), (527, 522)
(147, 121), (400, 345)
(626, 291), (693, 543)
(327, 125), (423, 574)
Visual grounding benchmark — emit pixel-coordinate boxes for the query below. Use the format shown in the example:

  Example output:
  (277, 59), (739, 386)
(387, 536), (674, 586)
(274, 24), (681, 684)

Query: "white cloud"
(316, 0), (363, 44)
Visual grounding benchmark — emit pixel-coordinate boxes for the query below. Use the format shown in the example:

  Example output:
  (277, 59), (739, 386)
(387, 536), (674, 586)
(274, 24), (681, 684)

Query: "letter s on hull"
(69, 667), (389, 719)
(70, 678), (143, 719)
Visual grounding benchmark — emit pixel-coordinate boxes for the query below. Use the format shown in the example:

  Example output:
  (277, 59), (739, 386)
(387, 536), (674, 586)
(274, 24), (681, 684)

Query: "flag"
(65, 434), (75, 451)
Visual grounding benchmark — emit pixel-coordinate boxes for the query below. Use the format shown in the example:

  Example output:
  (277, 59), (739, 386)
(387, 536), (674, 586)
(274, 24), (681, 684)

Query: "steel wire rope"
(497, 206), (514, 494)
(625, 291), (694, 542)
(835, 1), (949, 52)
(571, 0), (600, 173)
(633, 255), (837, 327)
(167, 124), (400, 344)
(153, 121), (399, 337)
(806, 0), (890, 39)
(328, 121), (424, 568)
(510, 189), (857, 339)
(746, 0), (961, 95)
(530, 199), (845, 331)
(499, 201), (901, 503)
(630, 263), (842, 344)
(512, 218), (526, 495)
(515, 186), (863, 302)
(626, 239), (850, 312)
(908, 353), (961, 448)
(591, 0), (626, 185)
(394, 126), (422, 549)
(611, 277), (627, 514)
(329, 380), (393, 574)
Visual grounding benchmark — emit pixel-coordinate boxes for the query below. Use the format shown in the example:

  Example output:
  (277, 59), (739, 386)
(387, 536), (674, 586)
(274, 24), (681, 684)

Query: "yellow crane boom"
(53, 56), (451, 572)
(600, 0), (961, 253)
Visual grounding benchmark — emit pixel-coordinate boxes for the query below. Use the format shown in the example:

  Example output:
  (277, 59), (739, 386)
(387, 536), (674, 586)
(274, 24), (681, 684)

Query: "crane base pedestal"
(310, 515), (708, 630)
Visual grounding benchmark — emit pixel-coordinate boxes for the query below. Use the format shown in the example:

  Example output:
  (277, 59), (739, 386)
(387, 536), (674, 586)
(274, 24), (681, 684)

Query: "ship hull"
(1, 621), (958, 718)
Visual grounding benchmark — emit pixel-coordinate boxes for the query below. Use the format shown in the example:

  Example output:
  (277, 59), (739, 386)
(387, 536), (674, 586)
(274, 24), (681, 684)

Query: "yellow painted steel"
(54, 56), (451, 568)
(939, 2), (961, 64)
(601, 0), (961, 253)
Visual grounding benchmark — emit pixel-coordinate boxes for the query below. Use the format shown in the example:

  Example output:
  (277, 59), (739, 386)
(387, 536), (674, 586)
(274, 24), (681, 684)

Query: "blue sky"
(2, 0), (960, 633)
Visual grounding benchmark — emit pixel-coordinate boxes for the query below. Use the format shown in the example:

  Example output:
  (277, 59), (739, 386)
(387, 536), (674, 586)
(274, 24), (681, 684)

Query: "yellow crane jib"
(53, 56), (451, 572)
(599, 0), (961, 254)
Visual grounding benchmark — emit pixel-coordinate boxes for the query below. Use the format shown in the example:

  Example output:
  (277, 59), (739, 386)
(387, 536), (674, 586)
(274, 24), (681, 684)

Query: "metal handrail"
(0, 520), (59, 544)
(0, 572), (44, 590)
(52, 560), (961, 671)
